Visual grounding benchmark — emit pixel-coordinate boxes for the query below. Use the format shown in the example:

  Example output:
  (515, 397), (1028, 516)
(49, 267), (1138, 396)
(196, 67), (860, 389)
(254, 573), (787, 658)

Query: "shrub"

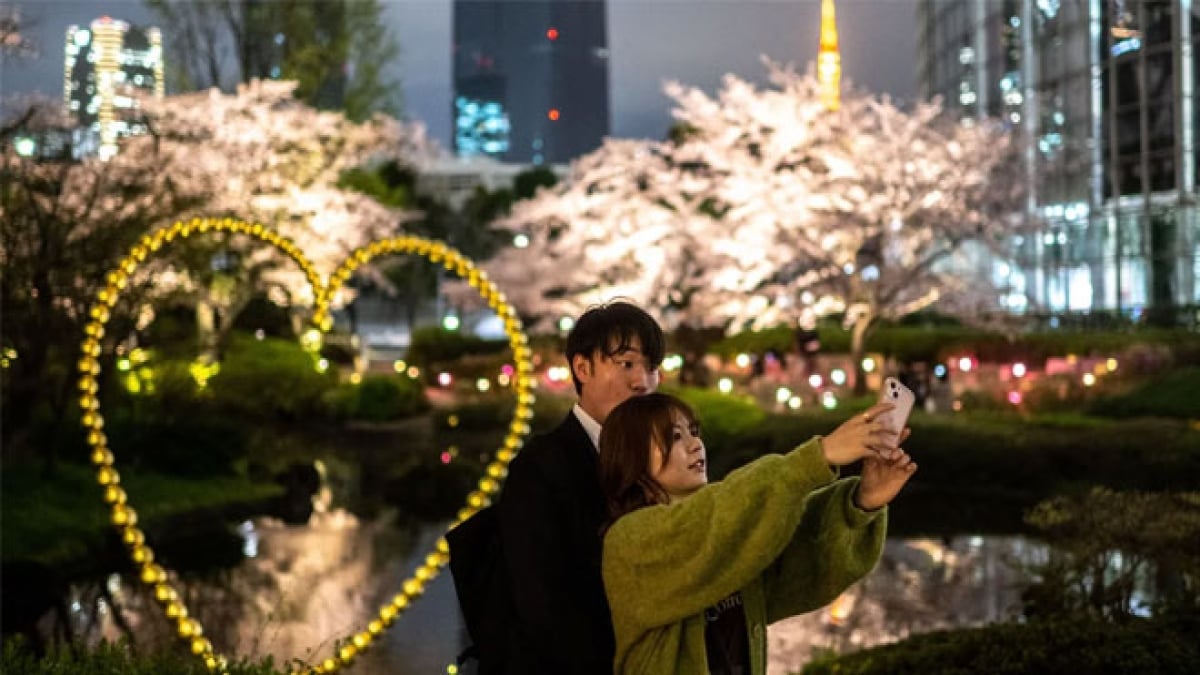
(405, 326), (508, 370)
(328, 374), (428, 422)
(708, 323), (1200, 366)
(800, 614), (1200, 675)
(432, 392), (575, 434)
(666, 386), (766, 446)
(433, 399), (517, 432)
(208, 335), (337, 421)
(1088, 367), (1200, 419)
(1021, 488), (1200, 619)
(695, 410), (1200, 536)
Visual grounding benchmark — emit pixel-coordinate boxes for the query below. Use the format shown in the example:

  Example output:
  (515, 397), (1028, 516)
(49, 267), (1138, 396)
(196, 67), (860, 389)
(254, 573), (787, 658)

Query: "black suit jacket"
(497, 411), (613, 674)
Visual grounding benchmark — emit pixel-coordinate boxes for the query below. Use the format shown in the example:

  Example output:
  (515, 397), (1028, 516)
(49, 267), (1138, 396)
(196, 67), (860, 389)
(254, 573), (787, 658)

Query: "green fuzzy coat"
(602, 437), (886, 674)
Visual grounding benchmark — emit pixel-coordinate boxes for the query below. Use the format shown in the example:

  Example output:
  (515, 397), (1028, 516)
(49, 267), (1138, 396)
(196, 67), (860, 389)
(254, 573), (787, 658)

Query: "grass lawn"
(1, 462), (282, 567)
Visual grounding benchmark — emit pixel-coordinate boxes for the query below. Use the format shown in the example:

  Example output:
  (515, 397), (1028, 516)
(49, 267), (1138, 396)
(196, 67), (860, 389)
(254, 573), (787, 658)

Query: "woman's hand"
(820, 402), (901, 466)
(855, 428), (917, 511)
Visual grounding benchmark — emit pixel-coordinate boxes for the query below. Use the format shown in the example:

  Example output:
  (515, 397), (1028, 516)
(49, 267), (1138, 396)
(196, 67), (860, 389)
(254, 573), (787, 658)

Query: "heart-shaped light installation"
(75, 217), (535, 673)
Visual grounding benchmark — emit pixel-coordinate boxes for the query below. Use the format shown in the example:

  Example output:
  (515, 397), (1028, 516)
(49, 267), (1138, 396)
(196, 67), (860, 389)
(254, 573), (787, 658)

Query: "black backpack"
(446, 504), (517, 674)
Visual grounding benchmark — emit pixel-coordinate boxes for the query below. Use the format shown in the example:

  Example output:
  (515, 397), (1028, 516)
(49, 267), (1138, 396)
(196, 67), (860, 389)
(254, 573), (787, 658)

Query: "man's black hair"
(565, 301), (665, 395)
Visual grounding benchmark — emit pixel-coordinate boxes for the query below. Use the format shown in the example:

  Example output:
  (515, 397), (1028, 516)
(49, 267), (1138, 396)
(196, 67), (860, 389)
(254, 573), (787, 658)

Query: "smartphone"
(877, 376), (915, 435)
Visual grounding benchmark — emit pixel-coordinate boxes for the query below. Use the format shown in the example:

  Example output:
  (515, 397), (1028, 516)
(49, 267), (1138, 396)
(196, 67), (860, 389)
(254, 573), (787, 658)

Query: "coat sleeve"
(602, 438), (835, 630)
(497, 444), (601, 670)
(761, 477), (887, 624)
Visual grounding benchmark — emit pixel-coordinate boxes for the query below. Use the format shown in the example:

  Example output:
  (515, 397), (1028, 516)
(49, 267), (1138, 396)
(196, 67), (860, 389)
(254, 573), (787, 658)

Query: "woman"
(599, 393), (917, 674)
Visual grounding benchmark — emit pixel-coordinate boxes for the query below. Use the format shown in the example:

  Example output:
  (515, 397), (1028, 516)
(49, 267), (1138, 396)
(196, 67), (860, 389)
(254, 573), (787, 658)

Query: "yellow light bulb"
(103, 485), (125, 504)
(190, 637), (211, 655)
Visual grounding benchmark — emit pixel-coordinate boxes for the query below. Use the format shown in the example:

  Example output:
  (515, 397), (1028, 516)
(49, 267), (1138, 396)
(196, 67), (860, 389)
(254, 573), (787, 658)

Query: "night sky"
(1, 0), (919, 146)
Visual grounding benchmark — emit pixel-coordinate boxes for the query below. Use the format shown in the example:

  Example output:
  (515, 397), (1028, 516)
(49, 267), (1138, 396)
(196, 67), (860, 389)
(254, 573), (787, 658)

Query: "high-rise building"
(64, 17), (164, 160)
(918, 0), (1197, 319)
(453, 0), (610, 164)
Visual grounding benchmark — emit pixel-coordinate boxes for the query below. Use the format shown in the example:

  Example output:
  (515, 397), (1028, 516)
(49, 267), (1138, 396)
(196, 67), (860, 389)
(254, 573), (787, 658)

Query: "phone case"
(877, 376), (915, 435)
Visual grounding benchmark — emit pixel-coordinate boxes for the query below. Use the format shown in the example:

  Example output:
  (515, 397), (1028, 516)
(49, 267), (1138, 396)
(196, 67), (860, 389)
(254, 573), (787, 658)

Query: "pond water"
(38, 512), (1052, 673)
(17, 419), (1143, 673)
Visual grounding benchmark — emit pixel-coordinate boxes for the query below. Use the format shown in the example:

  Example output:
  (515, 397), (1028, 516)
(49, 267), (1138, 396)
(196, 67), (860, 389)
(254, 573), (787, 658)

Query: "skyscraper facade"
(453, 0), (610, 165)
(64, 17), (164, 159)
(918, 0), (1197, 319)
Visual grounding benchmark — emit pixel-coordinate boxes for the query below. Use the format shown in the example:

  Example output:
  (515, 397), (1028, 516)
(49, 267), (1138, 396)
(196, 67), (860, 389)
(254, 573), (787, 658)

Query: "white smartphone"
(877, 376), (915, 435)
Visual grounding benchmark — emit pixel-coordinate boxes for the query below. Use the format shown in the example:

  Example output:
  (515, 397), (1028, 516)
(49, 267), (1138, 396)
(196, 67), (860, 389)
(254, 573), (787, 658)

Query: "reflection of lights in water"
(239, 520), (259, 558)
(768, 536), (1055, 672)
(907, 538), (948, 565)
(826, 591), (856, 626)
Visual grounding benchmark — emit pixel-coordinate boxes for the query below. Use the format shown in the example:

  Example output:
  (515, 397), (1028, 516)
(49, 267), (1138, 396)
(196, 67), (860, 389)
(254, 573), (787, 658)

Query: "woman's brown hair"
(598, 392), (698, 535)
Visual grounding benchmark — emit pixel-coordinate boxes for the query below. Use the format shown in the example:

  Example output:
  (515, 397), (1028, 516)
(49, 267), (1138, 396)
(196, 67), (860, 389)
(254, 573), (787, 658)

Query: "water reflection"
(44, 510), (463, 674)
(47, 530), (1050, 673)
(767, 536), (1047, 674)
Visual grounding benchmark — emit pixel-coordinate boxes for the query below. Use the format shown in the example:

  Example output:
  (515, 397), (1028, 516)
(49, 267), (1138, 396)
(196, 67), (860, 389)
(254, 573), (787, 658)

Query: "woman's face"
(648, 409), (707, 501)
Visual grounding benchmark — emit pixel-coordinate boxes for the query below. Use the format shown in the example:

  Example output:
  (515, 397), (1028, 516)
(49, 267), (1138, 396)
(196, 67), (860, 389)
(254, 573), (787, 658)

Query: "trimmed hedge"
(800, 614), (1200, 675)
(675, 396), (1200, 536)
(707, 323), (1200, 365)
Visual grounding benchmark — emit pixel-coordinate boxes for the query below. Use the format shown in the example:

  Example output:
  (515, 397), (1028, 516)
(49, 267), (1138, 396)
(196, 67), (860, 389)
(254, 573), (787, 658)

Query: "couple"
(483, 301), (915, 674)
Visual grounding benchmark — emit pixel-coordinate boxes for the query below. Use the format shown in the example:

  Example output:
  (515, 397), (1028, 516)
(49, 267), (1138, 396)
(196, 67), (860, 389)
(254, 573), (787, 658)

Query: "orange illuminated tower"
(817, 0), (841, 111)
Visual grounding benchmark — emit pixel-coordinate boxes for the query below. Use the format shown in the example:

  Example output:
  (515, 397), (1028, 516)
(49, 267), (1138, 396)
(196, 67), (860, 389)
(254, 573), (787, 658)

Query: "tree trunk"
(196, 298), (219, 363)
(850, 312), (874, 396)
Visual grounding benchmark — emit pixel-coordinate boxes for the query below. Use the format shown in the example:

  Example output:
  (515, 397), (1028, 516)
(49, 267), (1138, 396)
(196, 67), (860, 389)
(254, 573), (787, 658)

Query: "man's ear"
(571, 352), (593, 385)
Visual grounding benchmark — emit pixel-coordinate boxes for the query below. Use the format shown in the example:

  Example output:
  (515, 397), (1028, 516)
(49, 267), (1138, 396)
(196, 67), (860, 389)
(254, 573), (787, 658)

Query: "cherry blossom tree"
(124, 79), (434, 354)
(1, 82), (433, 457)
(481, 64), (1026, 390)
(475, 138), (724, 330)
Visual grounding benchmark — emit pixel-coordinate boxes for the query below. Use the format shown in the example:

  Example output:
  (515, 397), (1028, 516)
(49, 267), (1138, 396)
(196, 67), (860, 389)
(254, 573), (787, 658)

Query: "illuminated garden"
(2, 2), (1199, 674)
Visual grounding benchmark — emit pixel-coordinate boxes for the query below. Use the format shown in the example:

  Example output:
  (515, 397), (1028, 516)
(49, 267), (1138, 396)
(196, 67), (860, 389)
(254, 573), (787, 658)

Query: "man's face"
(573, 337), (660, 424)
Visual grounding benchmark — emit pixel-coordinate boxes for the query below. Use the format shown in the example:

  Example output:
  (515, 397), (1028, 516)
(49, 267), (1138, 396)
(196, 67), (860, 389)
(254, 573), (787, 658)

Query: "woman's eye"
(672, 431), (683, 442)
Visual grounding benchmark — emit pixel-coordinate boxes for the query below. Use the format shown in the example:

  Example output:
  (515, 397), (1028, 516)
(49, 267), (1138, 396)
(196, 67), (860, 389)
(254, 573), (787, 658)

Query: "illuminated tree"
(125, 79), (433, 353)
(0, 83), (432, 458)
(482, 64), (1025, 391)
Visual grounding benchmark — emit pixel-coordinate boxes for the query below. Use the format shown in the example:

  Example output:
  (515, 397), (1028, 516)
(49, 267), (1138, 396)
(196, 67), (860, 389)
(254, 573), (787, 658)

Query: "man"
(498, 301), (665, 673)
